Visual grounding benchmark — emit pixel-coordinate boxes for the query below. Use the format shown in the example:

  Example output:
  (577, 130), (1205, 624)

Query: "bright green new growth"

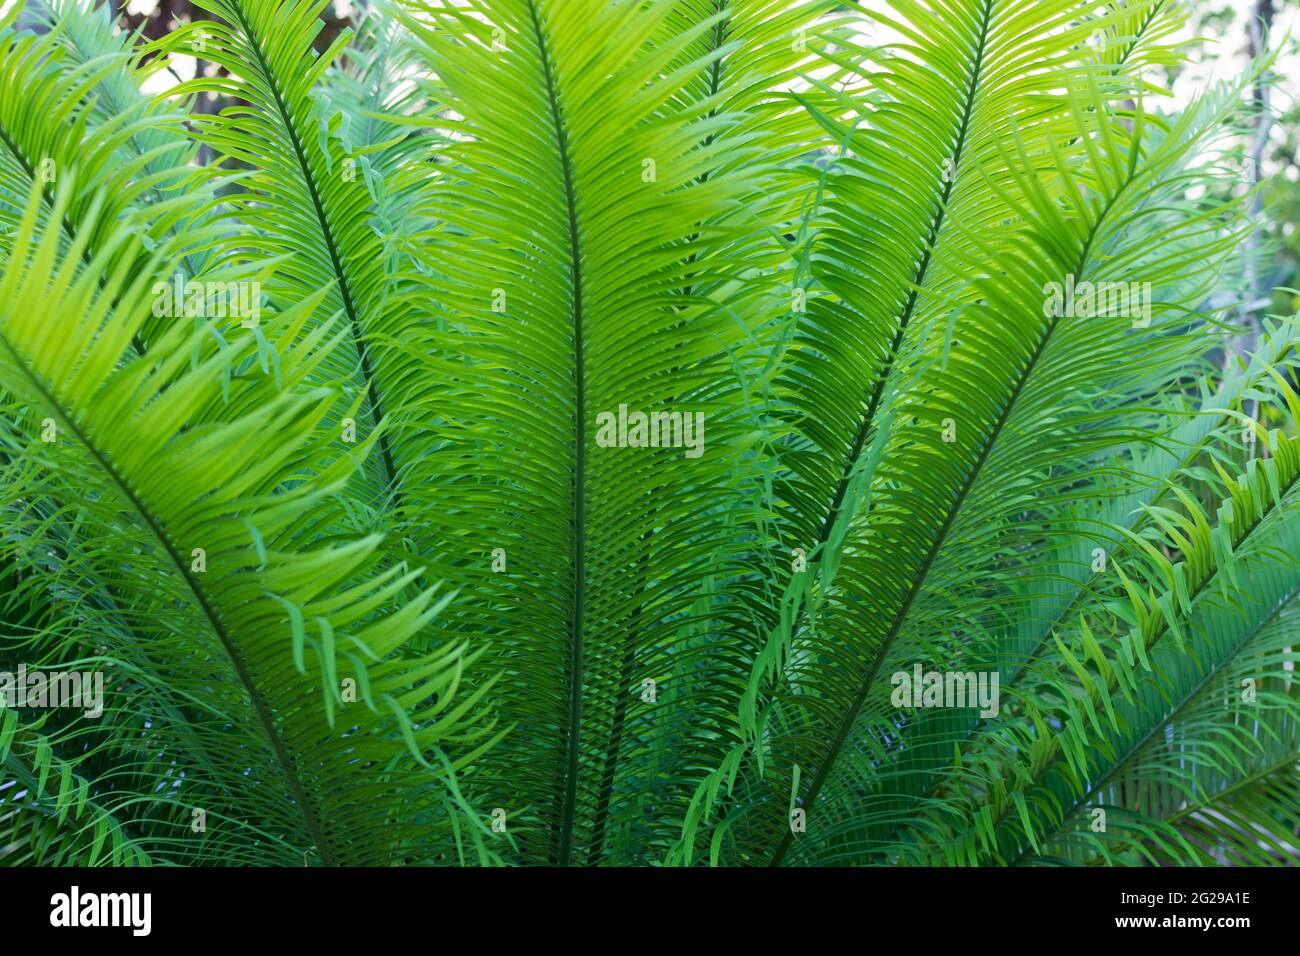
(0, 0), (1295, 867)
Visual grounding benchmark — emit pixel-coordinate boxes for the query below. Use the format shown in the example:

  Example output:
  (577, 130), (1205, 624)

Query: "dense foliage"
(0, 0), (1297, 866)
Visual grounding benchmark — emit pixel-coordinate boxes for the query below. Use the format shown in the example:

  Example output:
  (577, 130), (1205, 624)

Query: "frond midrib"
(985, 450), (1300, 862)
(862, 0), (1219, 858)
(225, 0), (400, 495)
(1016, 568), (1300, 863)
(769, 151), (1126, 865)
(584, 0), (736, 867)
(0, 325), (335, 866)
(768, 0), (998, 866)
(809, 0), (995, 554)
(522, 0), (588, 868)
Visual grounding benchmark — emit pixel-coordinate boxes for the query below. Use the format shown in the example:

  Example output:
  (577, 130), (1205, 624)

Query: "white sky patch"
(142, 49), (197, 96)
